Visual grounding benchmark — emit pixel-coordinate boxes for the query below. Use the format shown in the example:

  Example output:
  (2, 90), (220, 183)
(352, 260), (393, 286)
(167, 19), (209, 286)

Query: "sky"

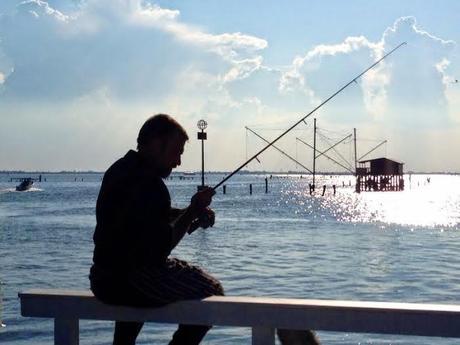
(0, 0), (459, 172)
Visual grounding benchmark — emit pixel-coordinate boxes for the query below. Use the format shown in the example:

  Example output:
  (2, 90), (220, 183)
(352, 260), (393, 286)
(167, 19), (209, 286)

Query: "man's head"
(137, 114), (189, 178)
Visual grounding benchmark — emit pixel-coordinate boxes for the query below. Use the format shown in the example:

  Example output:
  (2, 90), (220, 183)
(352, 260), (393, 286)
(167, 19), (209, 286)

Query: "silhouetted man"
(90, 114), (223, 345)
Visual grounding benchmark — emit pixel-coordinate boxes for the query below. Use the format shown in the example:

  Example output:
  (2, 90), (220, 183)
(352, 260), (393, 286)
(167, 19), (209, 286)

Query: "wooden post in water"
(0, 277), (5, 328)
(250, 184), (253, 195)
(312, 118), (317, 192)
(265, 178), (268, 193)
(223, 185), (226, 194)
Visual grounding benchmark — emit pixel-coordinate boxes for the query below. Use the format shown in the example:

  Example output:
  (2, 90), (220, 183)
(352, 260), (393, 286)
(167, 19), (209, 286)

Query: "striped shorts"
(90, 258), (224, 308)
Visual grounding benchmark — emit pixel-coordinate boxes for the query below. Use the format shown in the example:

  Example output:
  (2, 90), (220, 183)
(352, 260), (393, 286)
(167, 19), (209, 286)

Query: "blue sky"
(0, 0), (459, 172)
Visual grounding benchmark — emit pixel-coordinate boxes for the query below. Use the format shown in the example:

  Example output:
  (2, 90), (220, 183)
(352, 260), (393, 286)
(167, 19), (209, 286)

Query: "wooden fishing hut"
(355, 157), (404, 192)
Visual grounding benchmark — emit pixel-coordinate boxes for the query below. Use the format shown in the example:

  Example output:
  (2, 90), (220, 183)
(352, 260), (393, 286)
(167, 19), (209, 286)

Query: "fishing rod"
(212, 42), (407, 191)
(314, 133), (352, 160)
(358, 140), (387, 161)
(315, 129), (352, 166)
(246, 126), (313, 173)
(296, 137), (354, 174)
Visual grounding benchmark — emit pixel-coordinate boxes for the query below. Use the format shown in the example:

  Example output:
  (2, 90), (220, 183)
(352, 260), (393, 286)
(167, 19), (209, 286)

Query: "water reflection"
(281, 175), (460, 228)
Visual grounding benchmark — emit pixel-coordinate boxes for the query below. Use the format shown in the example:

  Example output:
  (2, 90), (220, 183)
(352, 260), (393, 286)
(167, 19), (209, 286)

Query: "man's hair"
(137, 114), (189, 149)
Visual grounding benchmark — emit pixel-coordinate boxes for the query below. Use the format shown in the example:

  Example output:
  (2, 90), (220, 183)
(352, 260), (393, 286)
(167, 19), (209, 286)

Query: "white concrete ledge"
(19, 289), (460, 344)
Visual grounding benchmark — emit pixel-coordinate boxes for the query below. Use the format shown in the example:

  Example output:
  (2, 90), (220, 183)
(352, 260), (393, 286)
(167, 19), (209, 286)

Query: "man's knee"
(197, 268), (224, 297)
(213, 281), (224, 296)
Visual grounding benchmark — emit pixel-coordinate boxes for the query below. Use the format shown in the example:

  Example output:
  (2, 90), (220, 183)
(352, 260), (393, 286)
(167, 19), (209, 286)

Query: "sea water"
(1, 172), (460, 344)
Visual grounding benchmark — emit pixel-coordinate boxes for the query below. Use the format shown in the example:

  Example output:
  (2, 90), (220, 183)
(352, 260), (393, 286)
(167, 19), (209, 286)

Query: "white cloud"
(68, 0), (267, 63)
(279, 36), (380, 93)
(278, 16), (457, 126)
(222, 56), (264, 83)
(129, 1), (268, 64)
(0, 45), (13, 86)
(134, 2), (180, 21)
(0, 0), (267, 103)
(436, 58), (460, 123)
(360, 56), (390, 120)
(278, 36), (385, 120)
(435, 58), (451, 82)
(380, 17), (456, 127)
(0, 1), (459, 171)
(19, 0), (70, 22)
(382, 16), (455, 49)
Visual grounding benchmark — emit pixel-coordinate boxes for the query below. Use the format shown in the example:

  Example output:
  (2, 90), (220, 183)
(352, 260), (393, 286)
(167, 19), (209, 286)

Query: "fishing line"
(246, 126), (313, 173)
(245, 128), (248, 162)
(296, 137), (353, 173)
(212, 42), (406, 191)
(317, 131), (351, 168)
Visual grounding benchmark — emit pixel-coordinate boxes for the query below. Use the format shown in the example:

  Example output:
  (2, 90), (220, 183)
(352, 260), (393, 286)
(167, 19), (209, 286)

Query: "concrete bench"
(19, 289), (460, 344)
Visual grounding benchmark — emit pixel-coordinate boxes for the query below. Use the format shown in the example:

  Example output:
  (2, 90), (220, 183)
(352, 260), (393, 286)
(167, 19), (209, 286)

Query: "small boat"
(16, 178), (34, 191)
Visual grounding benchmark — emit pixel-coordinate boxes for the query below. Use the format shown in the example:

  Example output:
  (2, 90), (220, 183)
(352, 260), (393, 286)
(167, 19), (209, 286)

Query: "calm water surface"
(1, 172), (460, 344)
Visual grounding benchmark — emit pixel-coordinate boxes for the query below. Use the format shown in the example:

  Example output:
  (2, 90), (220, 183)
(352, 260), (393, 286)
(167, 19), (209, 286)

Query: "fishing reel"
(188, 211), (213, 234)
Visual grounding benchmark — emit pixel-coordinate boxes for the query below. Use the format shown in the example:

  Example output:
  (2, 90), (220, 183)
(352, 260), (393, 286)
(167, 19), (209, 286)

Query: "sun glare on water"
(328, 175), (460, 228)
(280, 175), (460, 229)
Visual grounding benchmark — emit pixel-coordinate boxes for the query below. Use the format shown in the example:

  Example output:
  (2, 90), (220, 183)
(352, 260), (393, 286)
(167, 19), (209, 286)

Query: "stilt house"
(356, 157), (404, 192)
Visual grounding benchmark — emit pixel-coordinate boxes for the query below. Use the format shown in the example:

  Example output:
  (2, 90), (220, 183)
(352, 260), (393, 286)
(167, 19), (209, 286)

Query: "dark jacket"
(91, 150), (173, 278)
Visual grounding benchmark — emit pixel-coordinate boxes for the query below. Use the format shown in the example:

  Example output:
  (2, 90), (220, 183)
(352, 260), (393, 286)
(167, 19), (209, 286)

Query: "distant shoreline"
(1, 170), (458, 175)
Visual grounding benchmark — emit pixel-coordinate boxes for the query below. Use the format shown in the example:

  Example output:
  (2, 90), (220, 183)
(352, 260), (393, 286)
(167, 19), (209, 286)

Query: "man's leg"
(168, 324), (211, 345)
(90, 267), (145, 345)
(129, 259), (224, 345)
(167, 260), (223, 345)
(277, 329), (321, 345)
(113, 322), (143, 345)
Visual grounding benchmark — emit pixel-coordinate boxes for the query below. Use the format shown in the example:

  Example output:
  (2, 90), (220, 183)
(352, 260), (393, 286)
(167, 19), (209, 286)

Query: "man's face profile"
(161, 133), (185, 177)
(145, 132), (185, 178)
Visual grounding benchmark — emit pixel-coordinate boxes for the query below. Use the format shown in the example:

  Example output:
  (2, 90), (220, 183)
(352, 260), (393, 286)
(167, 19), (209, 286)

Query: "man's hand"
(187, 208), (215, 234)
(190, 187), (215, 212)
(198, 208), (215, 229)
(186, 187), (215, 235)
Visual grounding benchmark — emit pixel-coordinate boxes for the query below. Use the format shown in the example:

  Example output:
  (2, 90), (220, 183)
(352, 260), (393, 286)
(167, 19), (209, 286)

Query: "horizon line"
(1, 170), (459, 175)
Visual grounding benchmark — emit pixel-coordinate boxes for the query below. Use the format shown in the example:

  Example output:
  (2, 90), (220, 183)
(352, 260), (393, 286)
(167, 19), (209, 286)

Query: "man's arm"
(170, 207), (185, 221)
(169, 187), (215, 249)
(170, 206), (199, 249)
